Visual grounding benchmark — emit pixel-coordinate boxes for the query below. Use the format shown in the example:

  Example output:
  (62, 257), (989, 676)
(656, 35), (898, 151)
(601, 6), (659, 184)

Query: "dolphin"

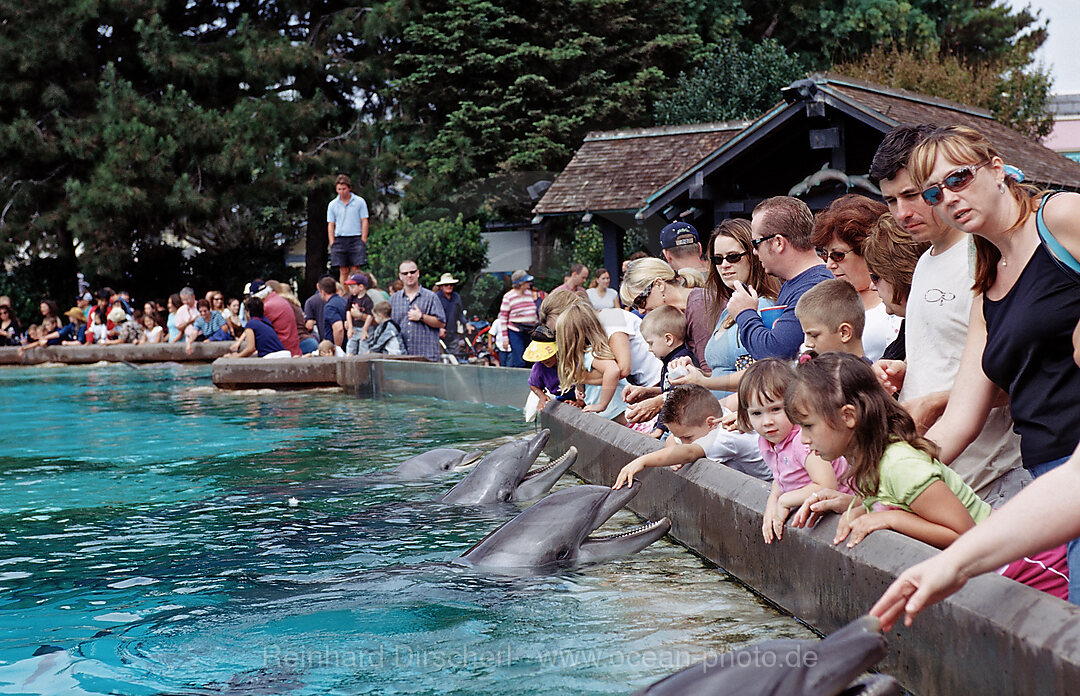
(630, 615), (900, 696)
(439, 429), (577, 504)
(392, 448), (484, 478)
(455, 483), (671, 572)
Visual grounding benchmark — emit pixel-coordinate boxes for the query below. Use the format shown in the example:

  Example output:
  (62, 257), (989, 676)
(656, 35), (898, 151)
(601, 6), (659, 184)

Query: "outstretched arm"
(872, 443), (1080, 630)
(613, 442), (705, 489)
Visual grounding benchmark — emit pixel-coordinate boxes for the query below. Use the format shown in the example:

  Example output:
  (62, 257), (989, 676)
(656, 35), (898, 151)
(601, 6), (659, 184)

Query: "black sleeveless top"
(982, 200), (1080, 464)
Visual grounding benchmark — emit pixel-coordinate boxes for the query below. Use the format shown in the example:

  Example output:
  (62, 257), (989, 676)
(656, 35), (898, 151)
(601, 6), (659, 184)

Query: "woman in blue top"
(673, 219), (780, 397)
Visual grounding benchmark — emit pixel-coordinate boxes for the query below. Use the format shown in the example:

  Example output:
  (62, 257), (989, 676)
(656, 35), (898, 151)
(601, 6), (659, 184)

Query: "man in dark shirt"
(317, 276), (349, 348)
(303, 274), (332, 341)
(434, 272), (466, 357)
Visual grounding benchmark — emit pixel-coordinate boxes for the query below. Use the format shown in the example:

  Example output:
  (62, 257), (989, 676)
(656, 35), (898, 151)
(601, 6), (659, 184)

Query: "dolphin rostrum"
(392, 448), (484, 479)
(439, 429), (577, 504)
(455, 483), (671, 572)
(630, 615), (900, 696)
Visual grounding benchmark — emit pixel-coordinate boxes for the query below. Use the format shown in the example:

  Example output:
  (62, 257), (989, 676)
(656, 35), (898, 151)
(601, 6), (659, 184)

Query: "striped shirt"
(499, 289), (540, 343)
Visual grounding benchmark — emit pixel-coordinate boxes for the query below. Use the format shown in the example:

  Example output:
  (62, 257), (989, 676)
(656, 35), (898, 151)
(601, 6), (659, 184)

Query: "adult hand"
(622, 385), (648, 404)
(901, 391), (949, 435)
(870, 555), (968, 631)
(625, 395), (663, 423)
(407, 307), (422, 322)
(668, 363), (704, 386)
(725, 281), (758, 320)
(439, 327), (446, 338)
(873, 359), (906, 395)
(720, 411), (739, 432)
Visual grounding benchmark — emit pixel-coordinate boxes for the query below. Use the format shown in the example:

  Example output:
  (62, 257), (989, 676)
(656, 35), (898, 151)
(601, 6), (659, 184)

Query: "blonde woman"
(618, 258), (708, 362)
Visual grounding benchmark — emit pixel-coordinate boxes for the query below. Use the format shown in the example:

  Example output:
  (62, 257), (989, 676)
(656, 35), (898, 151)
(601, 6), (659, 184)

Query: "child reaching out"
(555, 304), (624, 420)
(787, 353), (1067, 598)
(736, 359), (852, 544)
(613, 384), (770, 489)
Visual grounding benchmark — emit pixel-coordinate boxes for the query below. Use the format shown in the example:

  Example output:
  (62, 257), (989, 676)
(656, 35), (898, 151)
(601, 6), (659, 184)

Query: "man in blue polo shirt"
(327, 174), (369, 286)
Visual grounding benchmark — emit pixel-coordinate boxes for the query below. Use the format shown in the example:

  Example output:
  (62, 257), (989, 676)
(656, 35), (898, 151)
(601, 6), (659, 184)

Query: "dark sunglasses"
(750, 232), (782, 249)
(816, 248), (853, 264)
(920, 161), (989, 207)
(399, 269), (419, 276)
(711, 252), (748, 265)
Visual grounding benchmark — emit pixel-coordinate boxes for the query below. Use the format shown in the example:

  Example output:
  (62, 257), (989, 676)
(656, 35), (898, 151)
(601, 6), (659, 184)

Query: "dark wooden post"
(597, 216), (624, 285)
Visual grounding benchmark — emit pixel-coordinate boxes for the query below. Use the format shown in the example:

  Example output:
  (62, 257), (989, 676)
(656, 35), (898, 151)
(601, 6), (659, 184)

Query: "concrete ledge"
(0, 343), (232, 365)
(211, 354), (425, 390)
(540, 402), (1080, 696)
(372, 360), (530, 408)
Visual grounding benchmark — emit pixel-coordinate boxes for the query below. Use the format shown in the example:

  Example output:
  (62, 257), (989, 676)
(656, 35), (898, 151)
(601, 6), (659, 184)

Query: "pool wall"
(539, 402), (1080, 696)
(1, 343), (232, 365)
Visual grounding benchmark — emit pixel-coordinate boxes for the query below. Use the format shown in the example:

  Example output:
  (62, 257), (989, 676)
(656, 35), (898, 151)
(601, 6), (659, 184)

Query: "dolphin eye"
(556, 548), (570, 561)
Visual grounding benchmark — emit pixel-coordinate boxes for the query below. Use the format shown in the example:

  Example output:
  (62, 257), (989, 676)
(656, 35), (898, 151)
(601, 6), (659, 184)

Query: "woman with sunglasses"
(810, 194), (902, 362)
(618, 258), (707, 356)
(0, 304), (21, 346)
(905, 124), (1080, 602)
(663, 220), (782, 398)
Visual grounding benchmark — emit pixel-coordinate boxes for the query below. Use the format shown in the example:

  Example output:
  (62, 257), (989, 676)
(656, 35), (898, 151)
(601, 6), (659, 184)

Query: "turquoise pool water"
(0, 365), (811, 694)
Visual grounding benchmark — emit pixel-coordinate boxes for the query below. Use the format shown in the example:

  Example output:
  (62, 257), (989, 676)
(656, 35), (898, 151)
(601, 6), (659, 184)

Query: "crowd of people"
(6, 123), (1080, 624)
(519, 123), (1080, 621)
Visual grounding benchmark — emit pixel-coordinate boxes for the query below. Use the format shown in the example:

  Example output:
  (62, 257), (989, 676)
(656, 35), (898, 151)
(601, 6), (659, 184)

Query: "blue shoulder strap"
(1037, 192), (1080, 275)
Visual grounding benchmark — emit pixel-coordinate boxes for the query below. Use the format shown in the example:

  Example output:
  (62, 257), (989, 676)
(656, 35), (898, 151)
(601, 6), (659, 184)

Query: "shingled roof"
(533, 121), (747, 216)
(535, 74), (1080, 220)
(817, 74), (1080, 190)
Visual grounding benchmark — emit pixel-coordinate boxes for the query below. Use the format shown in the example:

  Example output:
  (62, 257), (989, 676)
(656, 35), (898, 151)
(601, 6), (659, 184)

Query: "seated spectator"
(18, 317), (60, 353)
(191, 299), (230, 342)
(225, 296), (292, 359)
(363, 301), (405, 355)
(313, 339), (345, 357)
(860, 214), (931, 361)
(137, 311), (165, 344)
(0, 304), (22, 346)
(736, 359), (851, 544)
(221, 297), (243, 337)
(60, 307), (87, 344)
(612, 383), (770, 488)
(86, 309), (109, 344)
(269, 282), (317, 354)
(103, 307), (143, 344)
(794, 279), (869, 361)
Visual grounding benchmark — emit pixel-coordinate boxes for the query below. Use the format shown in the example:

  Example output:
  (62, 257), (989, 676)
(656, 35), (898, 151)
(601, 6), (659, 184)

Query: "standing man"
(659, 221), (708, 274)
(728, 196), (833, 360)
(434, 272), (466, 357)
(552, 263), (589, 296)
(389, 260), (446, 361)
(870, 124), (1026, 505)
(327, 174), (369, 286)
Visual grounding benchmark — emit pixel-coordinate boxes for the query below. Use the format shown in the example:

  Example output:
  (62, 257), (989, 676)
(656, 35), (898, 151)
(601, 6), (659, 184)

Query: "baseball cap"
(345, 272), (369, 286)
(659, 221), (700, 250)
(245, 279), (268, 297)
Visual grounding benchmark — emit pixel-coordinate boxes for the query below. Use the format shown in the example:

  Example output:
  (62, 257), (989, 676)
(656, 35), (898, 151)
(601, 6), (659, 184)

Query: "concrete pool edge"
(539, 401), (1080, 696)
(1, 343), (232, 365)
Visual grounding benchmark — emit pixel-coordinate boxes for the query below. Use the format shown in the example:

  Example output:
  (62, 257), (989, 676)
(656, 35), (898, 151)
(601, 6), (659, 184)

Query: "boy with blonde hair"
(794, 278), (867, 359)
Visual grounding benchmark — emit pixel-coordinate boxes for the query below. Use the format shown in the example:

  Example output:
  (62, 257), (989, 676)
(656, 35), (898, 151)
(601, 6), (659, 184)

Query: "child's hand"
(668, 463), (684, 472)
(762, 505), (791, 544)
(613, 460), (645, 489)
(582, 404), (604, 413)
(836, 510), (889, 548)
(720, 411), (739, 432)
(833, 504), (868, 546)
(790, 489), (851, 528)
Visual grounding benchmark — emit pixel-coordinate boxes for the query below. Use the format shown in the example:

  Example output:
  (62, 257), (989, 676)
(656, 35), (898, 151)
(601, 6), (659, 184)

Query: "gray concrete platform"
(371, 360), (530, 407)
(540, 402), (1080, 696)
(0, 343), (232, 365)
(211, 354), (427, 391)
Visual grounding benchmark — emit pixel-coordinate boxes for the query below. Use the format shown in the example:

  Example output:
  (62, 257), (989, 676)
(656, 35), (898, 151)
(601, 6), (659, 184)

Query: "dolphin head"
(631, 614), (898, 696)
(455, 483), (671, 572)
(392, 448), (483, 479)
(440, 430), (557, 504)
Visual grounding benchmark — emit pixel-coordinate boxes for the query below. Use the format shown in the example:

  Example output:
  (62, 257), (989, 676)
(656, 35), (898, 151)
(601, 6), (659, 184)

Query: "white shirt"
(587, 287), (619, 311)
(597, 308), (662, 387)
(673, 426), (771, 481)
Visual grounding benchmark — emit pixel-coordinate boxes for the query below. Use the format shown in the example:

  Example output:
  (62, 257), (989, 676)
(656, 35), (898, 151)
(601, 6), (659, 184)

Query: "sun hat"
(107, 307), (128, 324)
(523, 339), (557, 362)
(436, 272), (460, 285)
(65, 307), (85, 320)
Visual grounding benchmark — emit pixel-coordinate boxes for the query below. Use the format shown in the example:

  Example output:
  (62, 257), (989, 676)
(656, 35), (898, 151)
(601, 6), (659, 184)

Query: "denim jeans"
(1029, 454), (1078, 604)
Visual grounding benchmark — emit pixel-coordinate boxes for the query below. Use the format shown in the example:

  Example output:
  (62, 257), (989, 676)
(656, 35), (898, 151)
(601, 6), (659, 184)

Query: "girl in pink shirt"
(737, 359), (852, 544)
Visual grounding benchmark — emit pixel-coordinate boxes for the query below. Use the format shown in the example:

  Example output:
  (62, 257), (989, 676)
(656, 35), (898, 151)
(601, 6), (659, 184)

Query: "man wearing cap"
(327, 174), (369, 286)
(77, 292), (93, 320)
(659, 221), (708, 274)
(434, 272), (466, 357)
(498, 270), (541, 368)
(390, 259), (446, 361)
(344, 272), (375, 355)
(246, 279), (301, 356)
(552, 263), (589, 297)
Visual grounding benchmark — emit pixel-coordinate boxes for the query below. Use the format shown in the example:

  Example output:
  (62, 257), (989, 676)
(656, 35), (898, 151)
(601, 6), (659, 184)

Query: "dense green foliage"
(652, 38), (806, 125)
(366, 215), (489, 294)
(0, 0), (1053, 305)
